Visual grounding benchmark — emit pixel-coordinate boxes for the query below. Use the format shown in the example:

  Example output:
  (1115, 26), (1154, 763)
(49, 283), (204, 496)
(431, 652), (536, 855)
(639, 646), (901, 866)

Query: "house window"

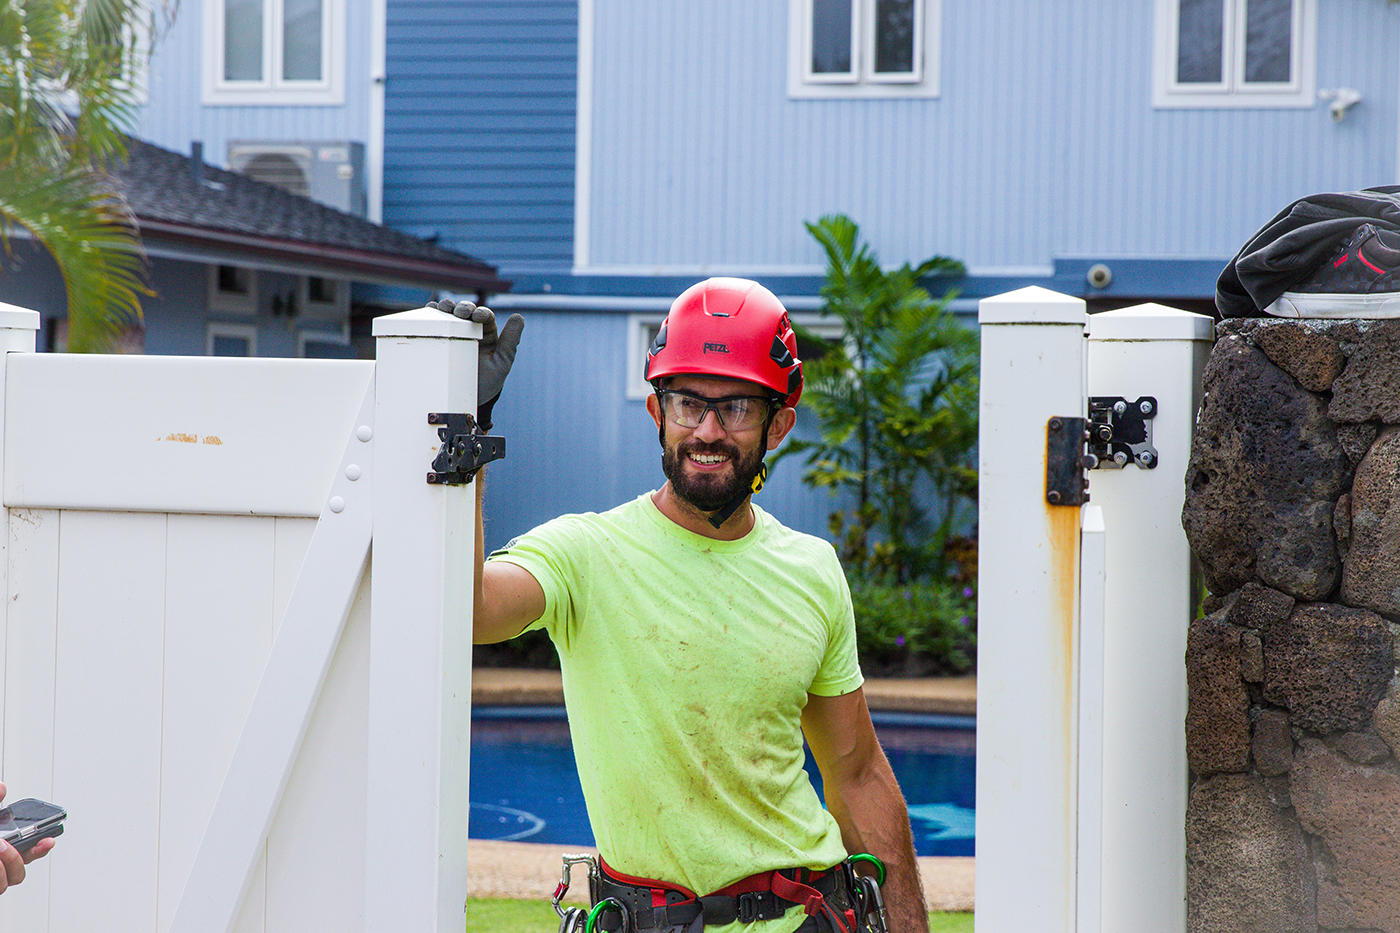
(203, 0), (344, 105)
(297, 274), (348, 321)
(1153, 0), (1315, 108)
(207, 323), (258, 357)
(208, 264), (257, 315)
(788, 0), (940, 99)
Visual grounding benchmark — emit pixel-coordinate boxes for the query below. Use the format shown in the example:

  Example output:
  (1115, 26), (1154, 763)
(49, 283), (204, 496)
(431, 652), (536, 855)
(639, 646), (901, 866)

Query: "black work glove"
(428, 299), (524, 432)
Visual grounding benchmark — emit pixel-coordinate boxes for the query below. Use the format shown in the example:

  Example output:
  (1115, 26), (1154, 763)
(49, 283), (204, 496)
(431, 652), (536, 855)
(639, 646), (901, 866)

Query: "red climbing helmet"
(645, 277), (803, 407)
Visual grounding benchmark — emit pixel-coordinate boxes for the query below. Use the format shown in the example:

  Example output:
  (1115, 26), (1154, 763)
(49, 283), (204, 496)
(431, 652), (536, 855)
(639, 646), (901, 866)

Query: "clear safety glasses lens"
(660, 391), (773, 431)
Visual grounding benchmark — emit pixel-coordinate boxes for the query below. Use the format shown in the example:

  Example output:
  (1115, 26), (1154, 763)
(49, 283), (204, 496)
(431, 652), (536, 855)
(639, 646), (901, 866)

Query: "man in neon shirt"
(453, 278), (926, 932)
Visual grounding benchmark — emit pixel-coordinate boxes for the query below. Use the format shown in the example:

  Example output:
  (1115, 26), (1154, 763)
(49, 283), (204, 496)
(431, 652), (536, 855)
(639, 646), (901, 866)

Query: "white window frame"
(202, 0), (345, 105)
(298, 322), (351, 358)
(1153, 0), (1315, 108)
(787, 0), (940, 99)
(296, 274), (349, 322)
(626, 313), (846, 400)
(208, 264), (258, 315)
(206, 322), (258, 357)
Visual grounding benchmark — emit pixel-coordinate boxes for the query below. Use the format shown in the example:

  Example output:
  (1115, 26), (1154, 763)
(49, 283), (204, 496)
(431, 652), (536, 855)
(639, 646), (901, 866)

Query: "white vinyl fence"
(976, 288), (1212, 933)
(0, 304), (480, 933)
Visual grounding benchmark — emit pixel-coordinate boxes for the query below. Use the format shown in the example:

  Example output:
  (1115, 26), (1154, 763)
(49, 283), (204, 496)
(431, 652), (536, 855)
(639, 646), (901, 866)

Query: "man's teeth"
(690, 453), (729, 464)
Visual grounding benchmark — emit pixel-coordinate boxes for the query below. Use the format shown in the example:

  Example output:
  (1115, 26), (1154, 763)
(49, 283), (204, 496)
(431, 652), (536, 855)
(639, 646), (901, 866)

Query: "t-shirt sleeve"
(485, 516), (582, 642)
(808, 550), (864, 697)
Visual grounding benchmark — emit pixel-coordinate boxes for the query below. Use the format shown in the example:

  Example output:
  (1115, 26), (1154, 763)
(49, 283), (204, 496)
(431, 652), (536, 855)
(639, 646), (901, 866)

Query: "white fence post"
(1085, 304), (1213, 933)
(976, 286), (1088, 933)
(367, 308), (479, 933)
(0, 302), (40, 905)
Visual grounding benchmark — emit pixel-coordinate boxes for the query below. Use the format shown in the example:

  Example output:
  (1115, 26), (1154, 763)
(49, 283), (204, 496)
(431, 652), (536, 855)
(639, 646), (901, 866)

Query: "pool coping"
(469, 668), (978, 911)
(472, 668), (977, 716)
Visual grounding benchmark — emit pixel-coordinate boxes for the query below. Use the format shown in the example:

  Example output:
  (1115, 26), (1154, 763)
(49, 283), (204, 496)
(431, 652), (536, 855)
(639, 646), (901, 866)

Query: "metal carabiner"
(856, 875), (890, 933)
(556, 905), (587, 933)
(553, 853), (601, 919)
(584, 896), (629, 933)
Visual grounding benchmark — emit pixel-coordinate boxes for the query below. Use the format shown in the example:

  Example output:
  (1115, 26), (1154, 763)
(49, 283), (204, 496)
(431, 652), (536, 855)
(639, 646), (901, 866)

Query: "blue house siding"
(134, 3), (374, 169)
(382, 1), (577, 275)
(581, 0), (1399, 281)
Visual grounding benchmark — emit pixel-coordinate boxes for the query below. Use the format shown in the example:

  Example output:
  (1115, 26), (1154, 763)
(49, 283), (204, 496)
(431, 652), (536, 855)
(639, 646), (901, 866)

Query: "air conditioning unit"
(227, 140), (367, 217)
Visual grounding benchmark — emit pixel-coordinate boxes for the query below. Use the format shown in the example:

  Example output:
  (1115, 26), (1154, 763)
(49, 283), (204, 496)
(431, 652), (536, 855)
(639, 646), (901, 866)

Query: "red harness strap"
(597, 859), (858, 932)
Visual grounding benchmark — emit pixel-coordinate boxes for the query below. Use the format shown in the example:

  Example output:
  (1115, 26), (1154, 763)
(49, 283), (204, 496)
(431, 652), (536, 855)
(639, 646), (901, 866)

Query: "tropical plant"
(777, 214), (978, 584)
(0, 0), (171, 351)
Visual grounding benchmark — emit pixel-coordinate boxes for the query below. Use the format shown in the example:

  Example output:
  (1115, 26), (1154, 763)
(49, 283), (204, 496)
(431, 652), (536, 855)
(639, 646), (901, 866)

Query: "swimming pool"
(468, 706), (975, 858)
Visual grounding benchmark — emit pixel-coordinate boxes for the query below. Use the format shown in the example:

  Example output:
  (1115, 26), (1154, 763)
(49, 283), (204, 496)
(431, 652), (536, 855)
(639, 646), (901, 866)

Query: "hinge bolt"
(1049, 418), (1063, 432)
(1113, 451), (1129, 466)
(1047, 490), (1062, 504)
(1112, 400), (1127, 415)
(1139, 400), (1154, 415)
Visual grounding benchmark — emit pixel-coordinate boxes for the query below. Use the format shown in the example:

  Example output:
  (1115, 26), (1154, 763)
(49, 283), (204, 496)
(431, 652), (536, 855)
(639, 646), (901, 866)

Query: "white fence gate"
(0, 305), (481, 933)
(976, 287), (1213, 932)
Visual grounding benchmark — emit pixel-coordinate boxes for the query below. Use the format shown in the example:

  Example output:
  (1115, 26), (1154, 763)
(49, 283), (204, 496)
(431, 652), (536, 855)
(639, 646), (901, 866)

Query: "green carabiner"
(848, 853), (886, 887)
(585, 897), (624, 933)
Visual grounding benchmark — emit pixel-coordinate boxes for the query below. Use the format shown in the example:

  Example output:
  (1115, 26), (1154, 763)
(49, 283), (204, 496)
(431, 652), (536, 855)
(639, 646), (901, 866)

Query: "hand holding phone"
(0, 783), (64, 895)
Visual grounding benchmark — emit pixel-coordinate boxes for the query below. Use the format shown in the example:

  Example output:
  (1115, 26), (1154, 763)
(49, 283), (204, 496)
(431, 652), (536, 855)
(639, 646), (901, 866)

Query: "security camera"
(1318, 87), (1362, 123)
(1086, 264), (1112, 289)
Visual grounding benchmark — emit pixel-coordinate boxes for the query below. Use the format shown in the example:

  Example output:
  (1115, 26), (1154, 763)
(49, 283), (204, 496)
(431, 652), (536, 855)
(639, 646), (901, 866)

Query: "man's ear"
(646, 393), (663, 432)
(766, 407), (797, 451)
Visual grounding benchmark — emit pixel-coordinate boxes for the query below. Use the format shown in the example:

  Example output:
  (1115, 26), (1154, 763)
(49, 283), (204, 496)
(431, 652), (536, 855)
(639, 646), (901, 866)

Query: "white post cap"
(0, 302), (42, 331)
(979, 286), (1087, 325)
(372, 306), (483, 339)
(1089, 303), (1215, 342)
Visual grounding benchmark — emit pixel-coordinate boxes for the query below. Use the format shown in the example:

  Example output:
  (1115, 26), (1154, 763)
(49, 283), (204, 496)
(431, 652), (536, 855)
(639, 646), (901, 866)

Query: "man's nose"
(692, 408), (727, 440)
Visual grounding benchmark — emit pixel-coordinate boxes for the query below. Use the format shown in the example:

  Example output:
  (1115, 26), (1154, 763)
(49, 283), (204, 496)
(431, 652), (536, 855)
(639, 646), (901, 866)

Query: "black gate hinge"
(425, 412), (505, 485)
(1045, 396), (1159, 507)
(1087, 396), (1158, 470)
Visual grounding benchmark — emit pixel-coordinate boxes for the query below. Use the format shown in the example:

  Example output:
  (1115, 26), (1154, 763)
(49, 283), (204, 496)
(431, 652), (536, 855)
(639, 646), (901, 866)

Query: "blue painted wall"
(381, 1), (578, 275)
(582, 0), (1399, 276)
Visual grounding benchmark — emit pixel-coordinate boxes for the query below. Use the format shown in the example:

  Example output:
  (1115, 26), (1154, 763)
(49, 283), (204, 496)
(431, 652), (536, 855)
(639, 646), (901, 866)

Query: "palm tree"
(0, 0), (170, 351)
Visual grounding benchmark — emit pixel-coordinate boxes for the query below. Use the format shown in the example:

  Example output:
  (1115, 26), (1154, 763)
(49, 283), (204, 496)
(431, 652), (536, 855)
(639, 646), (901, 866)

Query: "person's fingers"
(496, 313), (524, 365)
(0, 840), (23, 891)
(21, 837), (55, 864)
(471, 306), (498, 344)
(450, 300), (478, 320)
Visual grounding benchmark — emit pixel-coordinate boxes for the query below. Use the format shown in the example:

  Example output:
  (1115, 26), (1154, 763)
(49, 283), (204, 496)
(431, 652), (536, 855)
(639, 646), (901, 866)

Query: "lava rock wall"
(1183, 318), (1400, 933)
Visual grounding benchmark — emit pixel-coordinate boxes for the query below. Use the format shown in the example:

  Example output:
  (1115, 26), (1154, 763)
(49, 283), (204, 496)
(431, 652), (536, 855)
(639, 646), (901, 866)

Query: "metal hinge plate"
(425, 412), (505, 485)
(1087, 396), (1158, 470)
(1046, 416), (1092, 506)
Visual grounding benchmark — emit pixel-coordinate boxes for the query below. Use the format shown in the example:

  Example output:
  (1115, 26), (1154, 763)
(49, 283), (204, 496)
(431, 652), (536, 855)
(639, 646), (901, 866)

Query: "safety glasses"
(657, 389), (777, 432)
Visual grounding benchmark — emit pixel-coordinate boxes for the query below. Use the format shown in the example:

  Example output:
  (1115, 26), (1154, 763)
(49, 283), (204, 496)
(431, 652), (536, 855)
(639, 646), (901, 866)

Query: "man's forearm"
(827, 759), (929, 933)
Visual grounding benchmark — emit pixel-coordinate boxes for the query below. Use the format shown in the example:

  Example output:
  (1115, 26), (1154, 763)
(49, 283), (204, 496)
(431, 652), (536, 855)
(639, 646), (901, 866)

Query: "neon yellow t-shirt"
(488, 492), (863, 933)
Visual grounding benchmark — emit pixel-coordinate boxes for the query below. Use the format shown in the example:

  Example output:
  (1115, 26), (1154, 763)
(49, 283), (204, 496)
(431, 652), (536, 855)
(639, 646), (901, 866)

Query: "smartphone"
(0, 798), (66, 854)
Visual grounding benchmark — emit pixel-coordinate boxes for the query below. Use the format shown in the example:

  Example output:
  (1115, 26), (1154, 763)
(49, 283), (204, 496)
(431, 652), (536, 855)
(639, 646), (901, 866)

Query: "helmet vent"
(770, 334), (794, 368)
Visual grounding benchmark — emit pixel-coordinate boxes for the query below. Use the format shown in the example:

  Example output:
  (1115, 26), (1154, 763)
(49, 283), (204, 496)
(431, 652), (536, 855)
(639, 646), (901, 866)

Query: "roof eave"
(136, 217), (512, 295)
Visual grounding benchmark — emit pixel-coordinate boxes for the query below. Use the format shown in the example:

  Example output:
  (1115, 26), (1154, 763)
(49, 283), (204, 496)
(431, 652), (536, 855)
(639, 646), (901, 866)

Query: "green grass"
(465, 898), (973, 931)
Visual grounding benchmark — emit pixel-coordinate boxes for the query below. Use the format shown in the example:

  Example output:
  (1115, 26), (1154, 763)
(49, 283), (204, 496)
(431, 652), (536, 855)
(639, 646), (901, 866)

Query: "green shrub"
(849, 574), (976, 677)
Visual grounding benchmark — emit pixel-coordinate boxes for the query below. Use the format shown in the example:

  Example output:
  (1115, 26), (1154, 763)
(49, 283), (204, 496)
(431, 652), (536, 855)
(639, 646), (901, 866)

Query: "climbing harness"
(549, 852), (890, 933)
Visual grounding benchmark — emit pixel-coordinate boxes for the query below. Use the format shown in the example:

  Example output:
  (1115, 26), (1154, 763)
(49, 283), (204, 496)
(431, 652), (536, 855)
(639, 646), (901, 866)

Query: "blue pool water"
(468, 706), (975, 857)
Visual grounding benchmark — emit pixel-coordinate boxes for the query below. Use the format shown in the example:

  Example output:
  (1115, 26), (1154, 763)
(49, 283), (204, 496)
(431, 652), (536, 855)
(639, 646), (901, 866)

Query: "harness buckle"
(735, 892), (764, 924)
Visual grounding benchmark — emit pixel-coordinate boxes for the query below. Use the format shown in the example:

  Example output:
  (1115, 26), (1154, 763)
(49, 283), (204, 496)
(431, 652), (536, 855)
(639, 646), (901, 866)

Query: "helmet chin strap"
(704, 461), (767, 529)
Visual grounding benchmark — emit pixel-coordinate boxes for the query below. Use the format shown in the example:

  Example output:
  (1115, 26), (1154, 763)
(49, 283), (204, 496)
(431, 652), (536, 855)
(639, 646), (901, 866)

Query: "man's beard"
(661, 435), (766, 513)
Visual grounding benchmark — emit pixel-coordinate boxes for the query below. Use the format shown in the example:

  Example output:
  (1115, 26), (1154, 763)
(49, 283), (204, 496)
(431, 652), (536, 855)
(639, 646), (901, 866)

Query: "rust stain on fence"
(1047, 498), (1080, 887)
(159, 433), (224, 445)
